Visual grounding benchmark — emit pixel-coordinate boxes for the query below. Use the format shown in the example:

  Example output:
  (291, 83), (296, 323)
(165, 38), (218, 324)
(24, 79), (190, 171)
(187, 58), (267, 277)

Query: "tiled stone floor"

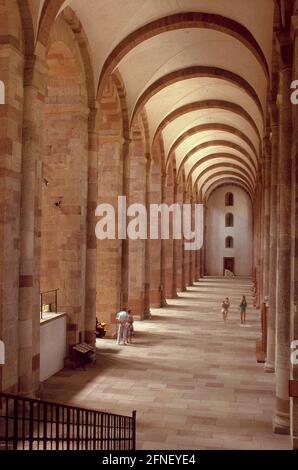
(41, 277), (291, 450)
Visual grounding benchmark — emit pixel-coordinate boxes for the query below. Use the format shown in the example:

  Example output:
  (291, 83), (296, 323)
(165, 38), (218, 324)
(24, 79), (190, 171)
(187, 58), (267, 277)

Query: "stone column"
(121, 140), (130, 308)
(164, 167), (175, 298)
(144, 153), (151, 318)
(202, 205), (207, 277)
(174, 176), (184, 292)
(96, 135), (124, 332)
(265, 104), (279, 373)
(18, 55), (46, 396)
(0, 39), (25, 393)
(160, 170), (167, 306)
(252, 189), (259, 304)
(149, 145), (163, 307)
(255, 179), (263, 308)
(290, 15), (298, 450)
(262, 137), (271, 300)
(190, 196), (197, 284)
(259, 165), (265, 305)
(183, 188), (191, 287)
(127, 131), (149, 318)
(85, 109), (98, 346)
(273, 35), (293, 435)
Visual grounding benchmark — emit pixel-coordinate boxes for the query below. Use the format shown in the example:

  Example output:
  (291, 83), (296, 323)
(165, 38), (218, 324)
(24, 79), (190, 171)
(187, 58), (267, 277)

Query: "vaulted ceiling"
(32, 0), (275, 199)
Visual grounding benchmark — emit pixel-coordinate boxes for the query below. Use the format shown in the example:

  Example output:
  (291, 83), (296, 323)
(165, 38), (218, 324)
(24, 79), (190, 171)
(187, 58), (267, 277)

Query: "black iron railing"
(0, 393), (136, 451)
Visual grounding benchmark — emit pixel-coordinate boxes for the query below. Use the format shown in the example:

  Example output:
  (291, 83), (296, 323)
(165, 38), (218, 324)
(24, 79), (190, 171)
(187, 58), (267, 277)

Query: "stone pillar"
(144, 153), (151, 318)
(290, 15), (298, 450)
(201, 205), (207, 277)
(273, 36), (293, 434)
(121, 140), (130, 308)
(174, 176), (184, 292)
(85, 109), (98, 346)
(160, 170), (167, 306)
(265, 104), (279, 373)
(259, 165), (265, 304)
(196, 191), (202, 281)
(18, 55), (46, 396)
(183, 188), (191, 287)
(149, 145), (163, 307)
(164, 167), (175, 298)
(127, 130), (149, 318)
(255, 179), (262, 308)
(262, 137), (271, 300)
(96, 135), (124, 332)
(190, 196), (197, 284)
(0, 39), (24, 393)
(252, 190), (259, 303)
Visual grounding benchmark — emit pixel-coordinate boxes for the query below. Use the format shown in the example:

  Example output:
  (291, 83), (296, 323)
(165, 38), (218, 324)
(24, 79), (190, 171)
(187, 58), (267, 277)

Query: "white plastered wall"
(205, 185), (253, 276)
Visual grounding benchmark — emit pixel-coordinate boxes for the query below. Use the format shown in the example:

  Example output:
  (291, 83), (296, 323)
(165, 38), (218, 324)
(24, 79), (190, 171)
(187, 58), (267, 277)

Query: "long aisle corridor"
(41, 278), (291, 450)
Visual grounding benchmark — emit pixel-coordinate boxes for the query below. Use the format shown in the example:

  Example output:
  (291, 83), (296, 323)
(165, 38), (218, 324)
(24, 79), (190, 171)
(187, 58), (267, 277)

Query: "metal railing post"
(132, 410), (137, 450)
(0, 392), (135, 451)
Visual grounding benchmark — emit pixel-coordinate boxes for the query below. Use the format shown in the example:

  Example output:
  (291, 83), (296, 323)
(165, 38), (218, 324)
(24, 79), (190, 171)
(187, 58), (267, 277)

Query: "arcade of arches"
(0, 0), (297, 450)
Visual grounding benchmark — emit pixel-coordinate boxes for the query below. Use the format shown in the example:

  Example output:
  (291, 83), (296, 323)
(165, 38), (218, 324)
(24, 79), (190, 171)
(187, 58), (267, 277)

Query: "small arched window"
(225, 192), (234, 206)
(225, 213), (234, 227)
(225, 236), (234, 248)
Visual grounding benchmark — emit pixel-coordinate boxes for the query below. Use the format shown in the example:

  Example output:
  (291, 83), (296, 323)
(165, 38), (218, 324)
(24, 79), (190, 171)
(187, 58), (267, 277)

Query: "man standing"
(116, 309), (129, 345)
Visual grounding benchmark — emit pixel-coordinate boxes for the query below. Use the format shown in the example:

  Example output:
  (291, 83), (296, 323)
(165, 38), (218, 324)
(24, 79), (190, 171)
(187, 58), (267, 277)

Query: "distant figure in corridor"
(116, 308), (129, 345)
(126, 309), (134, 344)
(239, 295), (248, 325)
(221, 297), (230, 322)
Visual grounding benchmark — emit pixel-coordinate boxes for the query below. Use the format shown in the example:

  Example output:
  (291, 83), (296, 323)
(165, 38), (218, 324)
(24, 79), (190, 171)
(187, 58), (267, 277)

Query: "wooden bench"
(71, 342), (96, 369)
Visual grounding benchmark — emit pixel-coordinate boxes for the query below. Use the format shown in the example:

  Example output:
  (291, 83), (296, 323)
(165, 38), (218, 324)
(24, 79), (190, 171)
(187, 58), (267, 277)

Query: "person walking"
(116, 308), (129, 345)
(239, 295), (247, 325)
(221, 297), (230, 322)
(126, 309), (134, 344)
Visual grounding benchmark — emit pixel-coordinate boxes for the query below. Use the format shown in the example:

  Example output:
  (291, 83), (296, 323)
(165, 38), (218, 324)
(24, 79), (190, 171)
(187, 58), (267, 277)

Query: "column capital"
(24, 54), (48, 89)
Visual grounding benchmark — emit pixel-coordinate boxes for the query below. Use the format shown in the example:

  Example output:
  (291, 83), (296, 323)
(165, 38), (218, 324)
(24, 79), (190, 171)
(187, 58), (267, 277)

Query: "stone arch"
(37, 0), (65, 47)
(177, 140), (257, 179)
(46, 16), (89, 108)
(204, 180), (253, 204)
(166, 123), (259, 171)
(131, 67), (264, 129)
(60, 7), (96, 107)
(17, 0), (35, 56)
(153, 101), (262, 145)
(199, 171), (254, 199)
(98, 12), (269, 98)
(193, 162), (255, 192)
(187, 153), (256, 188)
